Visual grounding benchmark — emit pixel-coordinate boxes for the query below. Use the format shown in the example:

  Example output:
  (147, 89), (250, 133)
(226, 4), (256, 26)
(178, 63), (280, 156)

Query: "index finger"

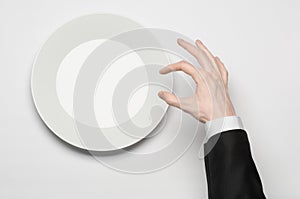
(159, 60), (203, 84)
(177, 38), (211, 70)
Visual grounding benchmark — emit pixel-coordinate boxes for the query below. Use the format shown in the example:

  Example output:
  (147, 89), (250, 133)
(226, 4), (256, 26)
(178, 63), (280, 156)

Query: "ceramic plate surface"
(31, 14), (173, 151)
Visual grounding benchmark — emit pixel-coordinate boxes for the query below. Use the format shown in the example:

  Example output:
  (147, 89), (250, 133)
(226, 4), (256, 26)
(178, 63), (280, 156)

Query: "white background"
(1, 0), (300, 198)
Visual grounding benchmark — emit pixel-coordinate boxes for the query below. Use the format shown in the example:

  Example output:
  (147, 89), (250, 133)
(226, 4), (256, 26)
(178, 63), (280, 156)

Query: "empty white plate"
(31, 14), (173, 151)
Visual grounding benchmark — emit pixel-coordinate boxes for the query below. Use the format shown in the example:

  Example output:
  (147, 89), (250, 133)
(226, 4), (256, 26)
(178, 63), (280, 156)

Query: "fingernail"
(158, 91), (164, 98)
(177, 38), (184, 43)
(196, 39), (202, 45)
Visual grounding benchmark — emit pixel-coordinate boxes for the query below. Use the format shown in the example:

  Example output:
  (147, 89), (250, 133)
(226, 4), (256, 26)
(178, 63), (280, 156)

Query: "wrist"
(203, 97), (236, 123)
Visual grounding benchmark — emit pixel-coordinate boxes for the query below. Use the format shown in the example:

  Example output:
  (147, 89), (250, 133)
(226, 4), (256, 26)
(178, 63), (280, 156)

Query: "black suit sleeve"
(204, 129), (266, 199)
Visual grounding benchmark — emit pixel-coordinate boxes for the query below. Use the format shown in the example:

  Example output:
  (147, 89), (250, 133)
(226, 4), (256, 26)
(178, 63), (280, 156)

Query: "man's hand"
(158, 39), (236, 123)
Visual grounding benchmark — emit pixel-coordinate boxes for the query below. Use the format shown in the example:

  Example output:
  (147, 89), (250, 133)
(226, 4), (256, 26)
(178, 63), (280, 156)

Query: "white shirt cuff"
(203, 116), (244, 143)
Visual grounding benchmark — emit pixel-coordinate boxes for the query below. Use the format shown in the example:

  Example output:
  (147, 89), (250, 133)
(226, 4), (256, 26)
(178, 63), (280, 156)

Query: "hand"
(158, 39), (236, 123)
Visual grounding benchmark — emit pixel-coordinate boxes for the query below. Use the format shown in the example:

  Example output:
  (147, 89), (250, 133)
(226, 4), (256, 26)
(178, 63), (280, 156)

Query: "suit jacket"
(204, 129), (266, 199)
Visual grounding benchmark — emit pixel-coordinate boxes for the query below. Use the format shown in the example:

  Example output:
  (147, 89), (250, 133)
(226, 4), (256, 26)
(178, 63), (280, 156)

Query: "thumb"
(158, 91), (182, 109)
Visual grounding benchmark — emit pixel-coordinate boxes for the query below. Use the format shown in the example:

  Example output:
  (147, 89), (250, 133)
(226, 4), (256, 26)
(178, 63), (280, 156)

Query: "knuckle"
(179, 60), (188, 65)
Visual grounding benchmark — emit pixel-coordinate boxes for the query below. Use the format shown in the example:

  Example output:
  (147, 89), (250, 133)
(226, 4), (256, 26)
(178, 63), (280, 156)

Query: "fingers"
(215, 56), (228, 85)
(158, 91), (181, 109)
(158, 59), (204, 113)
(177, 38), (201, 60)
(177, 38), (219, 72)
(195, 39), (219, 70)
(177, 38), (210, 69)
(159, 60), (203, 84)
(158, 91), (194, 112)
(158, 91), (199, 117)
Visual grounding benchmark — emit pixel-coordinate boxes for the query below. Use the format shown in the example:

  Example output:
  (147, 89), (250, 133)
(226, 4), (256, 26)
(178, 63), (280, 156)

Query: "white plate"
(31, 14), (173, 151)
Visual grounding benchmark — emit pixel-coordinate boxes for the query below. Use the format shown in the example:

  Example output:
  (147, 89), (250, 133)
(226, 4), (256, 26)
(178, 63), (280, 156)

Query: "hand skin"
(158, 38), (236, 123)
